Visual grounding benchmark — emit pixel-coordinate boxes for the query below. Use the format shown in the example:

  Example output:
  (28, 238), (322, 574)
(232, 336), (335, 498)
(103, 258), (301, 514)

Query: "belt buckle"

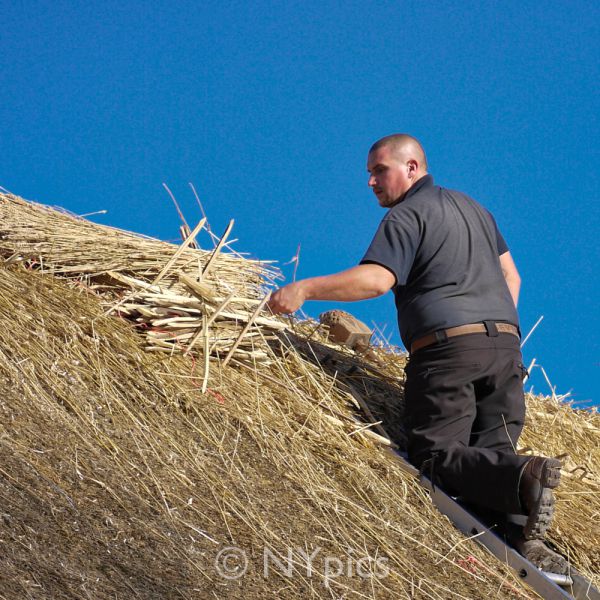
(434, 330), (448, 344)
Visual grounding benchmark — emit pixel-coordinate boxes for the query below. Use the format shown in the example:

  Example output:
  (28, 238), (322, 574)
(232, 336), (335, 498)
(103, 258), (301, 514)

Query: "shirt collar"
(402, 174), (434, 202)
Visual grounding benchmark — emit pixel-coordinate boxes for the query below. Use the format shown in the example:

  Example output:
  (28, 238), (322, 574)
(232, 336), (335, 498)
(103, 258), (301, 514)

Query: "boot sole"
(541, 459), (562, 489)
(516, 538), (569, 575)
(523, 460), (562, 540)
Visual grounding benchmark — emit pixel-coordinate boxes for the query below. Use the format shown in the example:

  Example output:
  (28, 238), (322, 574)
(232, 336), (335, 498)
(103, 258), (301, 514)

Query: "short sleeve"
(359, 215), (420, 286)
(490, 214), (509, 255)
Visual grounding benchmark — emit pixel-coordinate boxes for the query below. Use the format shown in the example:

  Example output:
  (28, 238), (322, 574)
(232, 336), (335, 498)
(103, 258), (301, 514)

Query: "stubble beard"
(377, 194), (396, 208)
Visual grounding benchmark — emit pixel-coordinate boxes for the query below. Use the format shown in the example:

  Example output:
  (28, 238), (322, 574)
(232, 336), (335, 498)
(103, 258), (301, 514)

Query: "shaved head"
(369, 134), (428, 171)
(367, 134), (429, 207)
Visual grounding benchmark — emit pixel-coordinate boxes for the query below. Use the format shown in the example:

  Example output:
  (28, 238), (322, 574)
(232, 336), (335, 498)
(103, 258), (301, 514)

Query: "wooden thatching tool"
(319, 310), (381, 363)
(319, 310), (373, 352)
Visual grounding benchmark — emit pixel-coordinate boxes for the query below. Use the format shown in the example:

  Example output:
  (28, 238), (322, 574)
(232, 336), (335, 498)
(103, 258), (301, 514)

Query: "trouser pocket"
(516, 361), (528, 381)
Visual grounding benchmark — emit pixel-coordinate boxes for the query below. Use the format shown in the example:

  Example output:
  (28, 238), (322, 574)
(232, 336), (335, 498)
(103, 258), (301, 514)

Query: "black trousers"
(404, 330), (530, 518)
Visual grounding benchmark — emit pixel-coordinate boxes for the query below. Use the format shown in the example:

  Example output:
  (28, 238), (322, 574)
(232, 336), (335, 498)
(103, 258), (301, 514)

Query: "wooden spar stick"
(321, 414), (397, 448)
(184, 291), (236, 356)
(524, 357), (536, 384)
(521, 315), (544, 349)
(344, 380), (396, 443)
(201, 314), (210, 393)
(104, 218), (206, 316)
(151, 218), (207, 286)
(178, 273), (216, 302)
(142, 290), (206, 304)
(222, 292), (271, 367)
(200, 219), (234, 280)
(151, 315), (202, 326)
(162, 183), (191, 232)
(179, 274), (286, 330)
(210, 309), (286, 329)
(105, 271), (162, 292)
(179, 224), (198, 249)
(189, 182), (215, 247)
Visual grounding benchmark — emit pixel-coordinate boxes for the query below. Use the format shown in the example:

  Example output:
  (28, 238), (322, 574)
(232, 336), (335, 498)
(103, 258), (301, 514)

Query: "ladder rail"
(390, 450), (600, 600)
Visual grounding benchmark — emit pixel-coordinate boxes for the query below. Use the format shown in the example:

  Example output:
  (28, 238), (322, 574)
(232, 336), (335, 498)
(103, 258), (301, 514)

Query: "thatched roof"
(0, 192), (598, 599)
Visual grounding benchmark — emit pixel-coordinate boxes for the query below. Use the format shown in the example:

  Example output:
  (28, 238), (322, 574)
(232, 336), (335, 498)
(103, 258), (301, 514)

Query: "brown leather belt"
(410, 322), (520, 354)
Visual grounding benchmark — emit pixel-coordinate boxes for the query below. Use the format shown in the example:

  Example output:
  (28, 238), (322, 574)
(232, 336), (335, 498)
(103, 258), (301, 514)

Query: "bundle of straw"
(0, 193), (285, 367)
(112, 271), (286, 365)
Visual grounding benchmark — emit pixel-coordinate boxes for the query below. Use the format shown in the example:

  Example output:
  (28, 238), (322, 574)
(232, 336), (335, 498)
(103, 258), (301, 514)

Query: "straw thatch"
(0, 191), (597, 599)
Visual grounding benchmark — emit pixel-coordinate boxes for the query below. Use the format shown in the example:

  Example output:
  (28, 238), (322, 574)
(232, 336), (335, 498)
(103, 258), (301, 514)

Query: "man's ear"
(407, 158), (418, 177)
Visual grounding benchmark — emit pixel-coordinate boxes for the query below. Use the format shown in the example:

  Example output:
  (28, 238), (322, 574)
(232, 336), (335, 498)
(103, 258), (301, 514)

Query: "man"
(267, 134), (566, 573)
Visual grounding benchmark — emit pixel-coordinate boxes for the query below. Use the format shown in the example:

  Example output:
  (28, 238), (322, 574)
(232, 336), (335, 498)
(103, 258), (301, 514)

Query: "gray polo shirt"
(360, 175), (519, 348)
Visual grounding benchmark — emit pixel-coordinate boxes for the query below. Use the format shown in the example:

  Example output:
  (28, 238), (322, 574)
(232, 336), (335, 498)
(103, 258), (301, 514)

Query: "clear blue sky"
(2, 1), (598, 406)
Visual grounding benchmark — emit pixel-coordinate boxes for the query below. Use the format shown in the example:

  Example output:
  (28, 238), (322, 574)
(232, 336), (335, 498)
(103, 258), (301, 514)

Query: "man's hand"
(268, 281), (307, 314)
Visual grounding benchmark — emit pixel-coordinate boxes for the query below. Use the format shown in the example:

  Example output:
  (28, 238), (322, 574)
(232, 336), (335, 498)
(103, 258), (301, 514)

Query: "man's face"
(367, 145), (413, 207)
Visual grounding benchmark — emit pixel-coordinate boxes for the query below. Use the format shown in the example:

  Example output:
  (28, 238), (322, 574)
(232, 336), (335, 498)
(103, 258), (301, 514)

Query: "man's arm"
(499, 251), (521, 307)
(267, 264), (396, 315)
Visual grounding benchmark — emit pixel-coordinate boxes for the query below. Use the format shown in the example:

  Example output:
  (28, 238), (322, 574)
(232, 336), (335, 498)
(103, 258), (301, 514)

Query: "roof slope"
(0, 193), (597, 599)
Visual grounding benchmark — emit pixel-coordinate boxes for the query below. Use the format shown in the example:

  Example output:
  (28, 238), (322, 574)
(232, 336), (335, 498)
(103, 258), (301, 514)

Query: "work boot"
(519, 456), (562, 540)
(513, 537), (569, 575)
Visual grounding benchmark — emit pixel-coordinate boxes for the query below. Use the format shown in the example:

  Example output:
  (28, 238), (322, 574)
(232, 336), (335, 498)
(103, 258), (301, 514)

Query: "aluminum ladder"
(391, 450), (600, 600)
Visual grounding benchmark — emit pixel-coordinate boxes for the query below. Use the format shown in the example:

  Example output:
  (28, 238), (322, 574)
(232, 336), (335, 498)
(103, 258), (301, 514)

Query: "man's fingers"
(267, 283), (305, 315)
(267, 291), (293, 314)
(267, 291), (288, 314)
(270, 301), (293, 315)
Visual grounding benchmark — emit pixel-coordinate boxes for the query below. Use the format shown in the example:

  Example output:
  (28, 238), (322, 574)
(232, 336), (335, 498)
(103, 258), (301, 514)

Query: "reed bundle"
(0, 193), (284, 366)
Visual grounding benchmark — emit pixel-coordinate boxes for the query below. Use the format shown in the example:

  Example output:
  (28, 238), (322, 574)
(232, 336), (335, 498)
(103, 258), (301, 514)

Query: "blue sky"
(1, 1), (598, 406)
